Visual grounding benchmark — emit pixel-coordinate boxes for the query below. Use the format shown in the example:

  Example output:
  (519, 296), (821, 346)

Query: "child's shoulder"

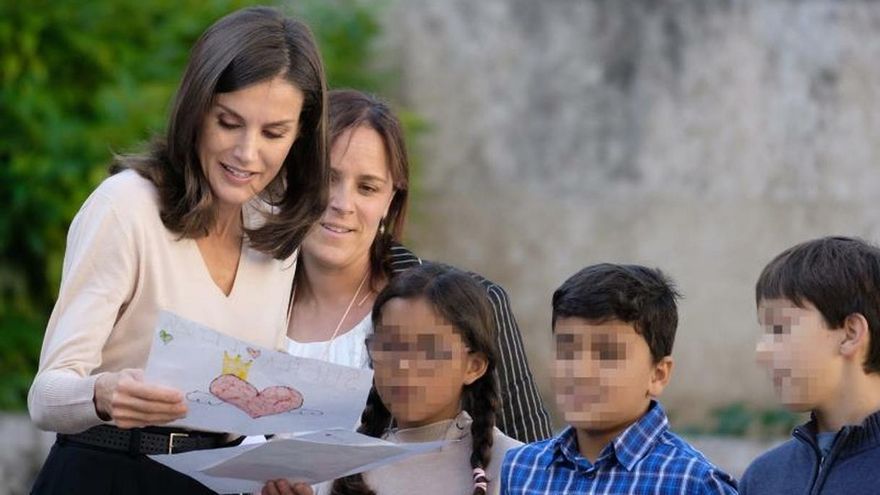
(739, 438), (803, 484)
(628, 402), (725, 475)
(488, 427), (526, 486)
(491, 426), (524, 453)
(650, 430), (738, 488)
(501, 431), (560, 466)
(654, 430), (721, 466)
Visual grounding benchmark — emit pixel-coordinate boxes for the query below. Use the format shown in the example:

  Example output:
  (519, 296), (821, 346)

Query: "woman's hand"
(93, 368), (187, 428)
(261, 480), (314, 495)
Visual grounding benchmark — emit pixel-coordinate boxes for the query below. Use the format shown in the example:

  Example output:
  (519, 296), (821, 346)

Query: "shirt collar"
(796, 407), (880, 455)
(611, 400), (669, 471)
(548, 425), (588, 470)
(387, 410), (473, 444)
(549, 400), (669, 472)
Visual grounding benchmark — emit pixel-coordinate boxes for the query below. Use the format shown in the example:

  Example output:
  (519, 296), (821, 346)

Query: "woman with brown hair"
(262, 89), (550, 495)
(283, 89), (552, 442)
(28, 7), (328, 494)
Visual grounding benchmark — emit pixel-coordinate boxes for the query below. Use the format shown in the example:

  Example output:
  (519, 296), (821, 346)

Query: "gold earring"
(379, 218), (386, 236)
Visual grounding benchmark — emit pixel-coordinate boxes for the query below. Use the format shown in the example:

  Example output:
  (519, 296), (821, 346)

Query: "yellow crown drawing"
(221, 351), (253, 380)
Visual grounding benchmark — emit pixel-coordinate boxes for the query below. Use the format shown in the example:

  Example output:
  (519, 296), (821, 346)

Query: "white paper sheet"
(143, 311), (373, 435)
(150, 443), (264, 494)
(200, 429), (449, 483)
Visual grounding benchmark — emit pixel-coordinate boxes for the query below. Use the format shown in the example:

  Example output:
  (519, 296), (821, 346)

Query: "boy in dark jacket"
(740, 236), (880, 494)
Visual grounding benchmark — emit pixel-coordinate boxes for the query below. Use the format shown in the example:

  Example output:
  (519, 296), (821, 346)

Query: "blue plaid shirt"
(500, 401), (738, 494)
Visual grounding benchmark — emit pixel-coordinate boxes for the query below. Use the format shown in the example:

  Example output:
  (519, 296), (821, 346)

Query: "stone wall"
(381, 0), (880, 425)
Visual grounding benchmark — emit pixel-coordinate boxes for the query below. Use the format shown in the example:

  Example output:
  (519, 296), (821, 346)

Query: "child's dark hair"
(552, 263), (681, 363)
(330, 262), (500, 495)
(755, 236), (880, 374)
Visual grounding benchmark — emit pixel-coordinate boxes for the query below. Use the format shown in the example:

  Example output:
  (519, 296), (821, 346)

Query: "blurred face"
(553, 317), (671, 433)
(369, 297), (488, 428)
(301, 126), (395, 272)
(198, 76), (304, 213)
(756, 299), (842, 411)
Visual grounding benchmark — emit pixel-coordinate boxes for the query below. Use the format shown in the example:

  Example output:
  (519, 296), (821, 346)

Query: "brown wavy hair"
(326, 89), (410, 288)
(111, 6), (328, 259)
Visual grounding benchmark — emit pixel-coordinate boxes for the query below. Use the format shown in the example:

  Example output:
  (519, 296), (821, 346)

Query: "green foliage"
(0, 0), (393, 410)
(294, 0), (390, 92)
(677, 401), (804, 438)
(756, 407), (802, 437)
(710, 402), (754, 437)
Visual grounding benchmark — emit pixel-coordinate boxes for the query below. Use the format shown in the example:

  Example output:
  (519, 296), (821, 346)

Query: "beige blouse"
(28, 170), (296, 434)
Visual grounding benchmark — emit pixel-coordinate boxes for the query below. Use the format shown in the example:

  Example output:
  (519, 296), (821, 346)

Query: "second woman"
(285, 90), (552, 443)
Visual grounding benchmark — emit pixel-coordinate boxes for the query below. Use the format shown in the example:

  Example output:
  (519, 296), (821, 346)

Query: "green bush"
(676, 401), (804, 438)
(0, 0), (393, 410)
(295, 0), (388, 92)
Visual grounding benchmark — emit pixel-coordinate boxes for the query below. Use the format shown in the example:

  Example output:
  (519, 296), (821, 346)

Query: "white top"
(28, 170), (297, 434)
(316, 411), (522, 495)
(285, 313), (372, 369)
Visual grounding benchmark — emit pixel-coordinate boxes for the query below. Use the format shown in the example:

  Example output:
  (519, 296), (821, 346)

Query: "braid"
(329, 386), (390, 495)
(462, 368), (499, 495)
(358, 386), (392, 437)
(351, 262), (502, 495)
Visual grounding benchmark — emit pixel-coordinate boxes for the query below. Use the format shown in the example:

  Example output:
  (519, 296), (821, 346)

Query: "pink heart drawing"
(209, 374), (303, 419)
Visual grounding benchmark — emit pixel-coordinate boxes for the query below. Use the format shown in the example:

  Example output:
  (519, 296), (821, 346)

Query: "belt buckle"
(168, 432), (189, 454)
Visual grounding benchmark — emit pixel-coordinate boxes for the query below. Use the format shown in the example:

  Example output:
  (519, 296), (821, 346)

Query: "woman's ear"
(463, 352), (489, 386)
(840, 313), (870, 360)
(647, 356), (674, 398)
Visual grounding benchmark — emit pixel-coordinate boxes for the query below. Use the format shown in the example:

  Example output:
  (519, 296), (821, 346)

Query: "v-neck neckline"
(192, 236), (246, 299)
(191, 205), (248, 299)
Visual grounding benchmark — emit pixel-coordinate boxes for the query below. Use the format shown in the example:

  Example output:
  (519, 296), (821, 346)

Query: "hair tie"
(473, 467), (489, 492)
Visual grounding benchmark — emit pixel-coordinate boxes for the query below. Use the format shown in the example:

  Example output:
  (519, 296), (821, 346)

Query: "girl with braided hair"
(263, 262), (522, 495)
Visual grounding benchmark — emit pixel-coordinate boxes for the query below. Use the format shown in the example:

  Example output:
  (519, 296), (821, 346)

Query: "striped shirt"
(388, 244), (553, 443)
(500, 401), (738, 494)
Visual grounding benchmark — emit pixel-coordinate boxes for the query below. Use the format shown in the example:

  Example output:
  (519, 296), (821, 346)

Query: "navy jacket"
(739, 408), (880, 495)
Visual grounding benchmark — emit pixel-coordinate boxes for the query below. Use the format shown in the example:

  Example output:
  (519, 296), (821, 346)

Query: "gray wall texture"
(381, 0), (880, 425)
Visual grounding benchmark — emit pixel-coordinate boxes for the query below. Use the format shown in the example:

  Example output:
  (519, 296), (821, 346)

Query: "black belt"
(58, 424), (228, 455)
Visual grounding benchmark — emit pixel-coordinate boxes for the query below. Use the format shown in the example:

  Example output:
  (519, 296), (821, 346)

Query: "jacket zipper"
(795, 426), (852, 495)
(793, 428), (823, 494)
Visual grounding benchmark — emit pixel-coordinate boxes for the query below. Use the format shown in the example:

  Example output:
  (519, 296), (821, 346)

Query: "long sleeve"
(482, 281), (553, 443)
(737, 467), (752, 495)
(28, 170), (296, 435)
(28, 188), (137, 433)
(699, 468), (739, 495)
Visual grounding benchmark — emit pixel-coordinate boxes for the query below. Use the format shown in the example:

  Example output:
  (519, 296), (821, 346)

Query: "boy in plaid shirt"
(500, 263), (737, 494)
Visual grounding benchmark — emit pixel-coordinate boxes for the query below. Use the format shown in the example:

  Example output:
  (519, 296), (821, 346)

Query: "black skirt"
(31, 438), (218, 495)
